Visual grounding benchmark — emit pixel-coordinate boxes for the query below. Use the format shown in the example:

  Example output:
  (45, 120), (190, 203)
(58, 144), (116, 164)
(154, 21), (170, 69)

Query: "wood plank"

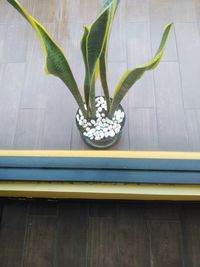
(0, 24), (7, 64)
(14, 108), (45, 149)
(127, 0), (149, 23)
(87, 217), (117, 267)
(154, 62), (188, 151)
(149, 0), (178, 61)
(126, 22), (155, 108)
(129, 108), (158, 150)
(171, 0), (197, 23)
(185, 109), (200, 151)
(148, 220), (183, 267)
(117, 203), (151, 267)
(108, 0), (126, 62)
(32, 0), (57, 23)
(23, 215), (56, 267)
(175, 23), (200, 108)
(3, 23), (28, 63)
(89, 200), (117, 218)
(19, 24), (52, 109)
(42, 77), (74, 150)
(0, 63), (25, 149)
(181, 203), (200, 267)
(29, 200), (58, 217)
(143, 202), (180, 220)
(0, 202), (28, 267)
(56, 202), (88, 266)
(78, 0), (100, 24)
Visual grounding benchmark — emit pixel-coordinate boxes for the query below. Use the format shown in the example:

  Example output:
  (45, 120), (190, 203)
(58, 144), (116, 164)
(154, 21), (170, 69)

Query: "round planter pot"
(76, 97), (126, 149)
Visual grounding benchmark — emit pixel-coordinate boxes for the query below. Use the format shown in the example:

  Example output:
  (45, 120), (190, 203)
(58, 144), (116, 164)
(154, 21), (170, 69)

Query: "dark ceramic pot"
(76, 98), (125, 149)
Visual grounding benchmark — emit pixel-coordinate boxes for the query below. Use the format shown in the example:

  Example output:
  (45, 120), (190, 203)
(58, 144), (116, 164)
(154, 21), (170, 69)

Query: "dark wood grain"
(0, 202), (28, 267)
(87, 217), (117, 267)
(148, 220), (183, 267)
(181, 203), (200, 267)
(56, 202), (88, 267)
(0, 200), (200, 266)
(117, 203), (151, 267)
(23, 215), (56, 267)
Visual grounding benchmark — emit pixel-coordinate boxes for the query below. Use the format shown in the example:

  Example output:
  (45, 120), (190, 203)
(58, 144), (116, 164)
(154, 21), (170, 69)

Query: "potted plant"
(7, 0), (172, 149)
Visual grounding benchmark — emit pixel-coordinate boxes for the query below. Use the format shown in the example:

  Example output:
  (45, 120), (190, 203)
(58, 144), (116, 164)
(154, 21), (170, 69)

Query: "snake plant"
(7, 0), (172, 119)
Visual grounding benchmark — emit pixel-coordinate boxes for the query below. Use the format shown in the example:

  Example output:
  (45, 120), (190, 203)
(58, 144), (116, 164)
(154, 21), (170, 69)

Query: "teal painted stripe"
(0, 168), (200, 184)
(0, 156), (200, 171)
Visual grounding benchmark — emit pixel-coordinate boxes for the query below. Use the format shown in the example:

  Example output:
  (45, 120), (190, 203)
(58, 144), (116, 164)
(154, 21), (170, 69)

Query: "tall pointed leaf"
(99, 0), (120, 111)
(86, 4), (111, 117)
(109, 23), (172, 117)
(81, 26), (90, 109)
(7, 0), (86, 116)
(87, 5), (111, 79)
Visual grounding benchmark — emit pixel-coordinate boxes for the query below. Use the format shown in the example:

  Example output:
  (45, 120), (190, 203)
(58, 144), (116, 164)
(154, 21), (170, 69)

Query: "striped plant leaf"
(7, 0), (87, 116)
(81, 26), (90, 110)
(109, 23), (172, 117)
(99, 0), (120, 111)
(86, 3), (111, 117)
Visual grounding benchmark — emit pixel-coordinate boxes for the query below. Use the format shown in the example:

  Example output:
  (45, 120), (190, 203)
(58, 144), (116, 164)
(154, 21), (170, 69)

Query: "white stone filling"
(77, 97), (125, 141)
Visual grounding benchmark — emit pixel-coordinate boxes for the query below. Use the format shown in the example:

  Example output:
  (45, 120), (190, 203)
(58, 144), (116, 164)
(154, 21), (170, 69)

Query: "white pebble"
(108, 125), (113, 130)
(114, 128), (120, 134)
(99, 97), (104, 103)
(86, 127), (90, 132)
(96, 125), (101, 131)
(99, 130), (104, 138)
(105, 132), (109, 138)
(91, 120), (95, 125)
(98, 107), (102, 112)
(76, 114), (80, 121)
(88, 128), (95, 135)
(83, 132), (88, 136)
(109, 130), (115, 137)
(116, 114), (121, 121)
(120, 112), (125, 118)
(79, 110), (83, 116)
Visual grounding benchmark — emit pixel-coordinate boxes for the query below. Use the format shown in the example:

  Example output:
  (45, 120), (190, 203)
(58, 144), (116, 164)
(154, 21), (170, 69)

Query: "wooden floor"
(1, 199), (200, 267)
(1, 0), (200, 266)
(1, 0), (200, 151)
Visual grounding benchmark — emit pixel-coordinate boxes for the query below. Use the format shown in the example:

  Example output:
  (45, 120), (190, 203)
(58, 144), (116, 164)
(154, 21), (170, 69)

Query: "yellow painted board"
(0, 150), (200, 160)
(1, 182), (200, 201)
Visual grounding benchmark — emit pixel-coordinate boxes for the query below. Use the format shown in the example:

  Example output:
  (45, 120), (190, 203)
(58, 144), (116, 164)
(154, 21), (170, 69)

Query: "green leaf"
(87, 6), (110, 79)
(99, 0), (120, 112)
(86, 4), (111, 117)
(109, 23), (173, 117)
(81, 26), (90, 109)
(7, 0), (86, 116)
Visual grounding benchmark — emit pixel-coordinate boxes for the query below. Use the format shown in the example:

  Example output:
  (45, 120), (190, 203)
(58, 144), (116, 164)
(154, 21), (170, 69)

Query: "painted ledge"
(0, 150), (200, 200)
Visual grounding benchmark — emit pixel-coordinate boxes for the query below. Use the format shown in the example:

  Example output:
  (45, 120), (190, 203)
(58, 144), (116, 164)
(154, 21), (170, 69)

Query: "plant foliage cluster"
(8, 0), (172, 119)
